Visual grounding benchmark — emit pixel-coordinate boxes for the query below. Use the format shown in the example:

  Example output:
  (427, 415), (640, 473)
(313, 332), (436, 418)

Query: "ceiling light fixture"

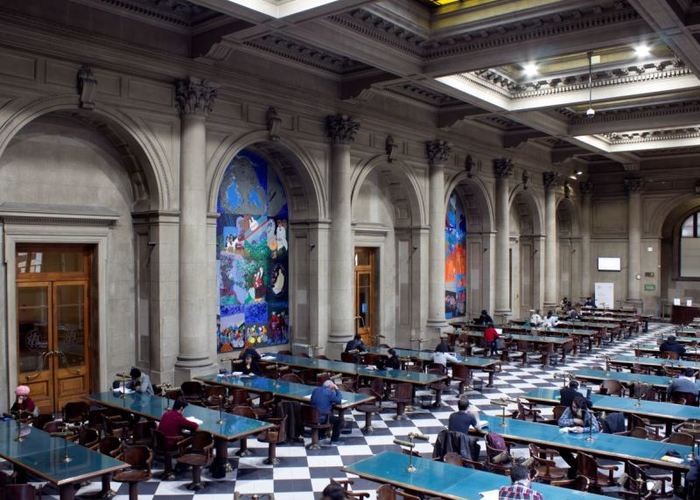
(586, 50), (595, 118)
(576, 170), (583, 175)
(635, 43), (651, 58)
(523, 62), (538, 77)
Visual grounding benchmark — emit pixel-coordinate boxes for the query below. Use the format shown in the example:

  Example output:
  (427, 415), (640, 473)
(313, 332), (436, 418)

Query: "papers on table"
(477, 420), (489, 430)
(661, 455), (684, 464)
(261, 355), (276, 361)
(186, 416), (204, 425)
(303, 394), (312, 400)
(365, 365), (377, 370)
(112, 386), (134, 394)
(479, 489), (499, 500)
(559, 426), (578, 433)
(232, 371), (243, 376)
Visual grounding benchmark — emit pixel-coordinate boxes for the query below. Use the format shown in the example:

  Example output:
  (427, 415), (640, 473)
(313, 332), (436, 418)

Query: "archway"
(0, 108), (162, 410)
(510, 189), (543, 318)
(208, 135), (326, 354)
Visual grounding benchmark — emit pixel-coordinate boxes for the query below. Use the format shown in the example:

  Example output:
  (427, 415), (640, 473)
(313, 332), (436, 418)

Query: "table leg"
(59, 484), (76, 500)
(211, 437), (233, 478)
(339, 408), (352, 434)
(487, 371), (494, 387)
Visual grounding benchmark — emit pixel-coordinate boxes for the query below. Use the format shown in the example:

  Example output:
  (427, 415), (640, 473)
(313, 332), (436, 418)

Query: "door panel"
(17, 284), (53, 413)
(54, 282), (89, 410)
(354, 247), (377, 347)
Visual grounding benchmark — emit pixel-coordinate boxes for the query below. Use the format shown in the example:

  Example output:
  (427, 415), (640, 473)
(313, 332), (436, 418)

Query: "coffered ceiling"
(8, 0), (700, 170)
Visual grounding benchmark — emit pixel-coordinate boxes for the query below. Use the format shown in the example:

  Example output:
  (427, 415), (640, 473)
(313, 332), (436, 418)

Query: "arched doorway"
(510, 190), (543, 318)
(0, 109), (161, 412)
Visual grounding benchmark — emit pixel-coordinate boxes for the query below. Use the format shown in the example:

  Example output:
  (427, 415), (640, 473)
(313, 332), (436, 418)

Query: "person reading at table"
(241, 353), (262, 375)
(660, 336), (686, 357)
(667, 368), (699, 398)
(127, 367), (154, 395)
(384, 348), (401, 370)
(345, 333), (366, 354)
(10, 385), (38, 418)
(311, 379), (343, 445)
(529, 309), (543, 327)
(558, 395), (601, 477)
(484, 322), (499, 356)
(239, 346), (261, 362)
(435, 334), (453, 353)
(584, 296), (596, 308)
(498, 463), (543, 500)
(543, 310), (559, 328)
(559, 380), (588, 408)
(158, 399), (199, 448)
(477, 309), (494, 325)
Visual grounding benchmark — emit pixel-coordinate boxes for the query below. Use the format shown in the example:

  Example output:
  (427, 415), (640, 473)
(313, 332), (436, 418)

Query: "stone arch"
(657, 194), (700, 239)
(350, 156), (426, 228)
(445, 172), (494, 234)
(508, 187), (543, 236)
(556, 196), (580, 238)
(509, 189), (544, 317)
(0, 94), (170, 210)
(207, 130), (326, 221)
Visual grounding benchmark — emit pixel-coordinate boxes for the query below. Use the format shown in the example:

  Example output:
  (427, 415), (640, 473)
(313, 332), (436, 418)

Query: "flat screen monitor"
(598, 257), (621, 271)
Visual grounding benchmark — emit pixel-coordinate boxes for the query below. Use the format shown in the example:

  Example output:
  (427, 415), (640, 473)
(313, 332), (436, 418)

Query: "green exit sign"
(644, 284), (656, 291)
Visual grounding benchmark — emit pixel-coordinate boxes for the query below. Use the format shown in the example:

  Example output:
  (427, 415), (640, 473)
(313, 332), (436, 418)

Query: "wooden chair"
(279, 373), (304, 384)
(370, 378), (385, 405)
(101, 413), (129, 439)
(663, 431), (694, 446)
(230, 405), (258, 456)
(514, 399), (542, 422)
(618, 461), (673, 499)
(2, 484), (40, 500)
(330, 479), (371, 500)
(599, 379), (624, 396)
(630, 414), (663, 440)
(203, 385), (227, 409)
(92, 436), (123, 498)
(176, 431), (214, 490)
(301, 404), (331, 449)
(181, 381), (204, 403)
(67, 426), (100, 448)
(443, 451), (485, 470)
(355, 387), (381, 433)
(575, 451), (617, 490)
(485, 433), (513, 475)
(670, 391), (698, 406)
(376, 483), (420, 500)
(129, 420), (156, 447)
(153, 429), (185, 480)
(229, 388), (253, 407)
(427, 367), (448, 407)
(252, 391), (276, 420)
(340, 352), (356, 363)
(62, 401), (90, 425)
(451, 364), (471, 394)
(113, 445), (153, 500)
(550, 475), (591, 491)
(390, 383), (413, 420)
(257, 415), (287, 465)
(528, 443), (568, 483)
(661, 351), (680, 360)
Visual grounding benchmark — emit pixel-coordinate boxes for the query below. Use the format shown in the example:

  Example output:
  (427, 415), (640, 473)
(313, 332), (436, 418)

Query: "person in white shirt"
(432, 350), (460, 367)
(529, 309), (543, 326)
(543, 310), (559, 328)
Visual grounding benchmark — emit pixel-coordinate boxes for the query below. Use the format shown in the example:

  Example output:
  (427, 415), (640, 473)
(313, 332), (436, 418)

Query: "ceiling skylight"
(222, 0), (343, 18)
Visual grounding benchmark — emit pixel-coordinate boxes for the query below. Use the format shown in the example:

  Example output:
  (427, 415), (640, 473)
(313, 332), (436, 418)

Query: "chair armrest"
(598, 464), (619, 471)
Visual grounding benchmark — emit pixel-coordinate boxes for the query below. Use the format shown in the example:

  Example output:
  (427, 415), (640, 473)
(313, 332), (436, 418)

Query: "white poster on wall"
(595, 282), (615, 309)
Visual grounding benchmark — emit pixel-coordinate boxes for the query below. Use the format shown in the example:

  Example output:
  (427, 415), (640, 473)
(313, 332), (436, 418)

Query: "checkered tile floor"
(23, 322), (680, 499)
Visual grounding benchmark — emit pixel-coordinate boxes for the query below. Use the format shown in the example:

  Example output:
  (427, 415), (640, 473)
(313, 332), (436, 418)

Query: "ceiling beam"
(569, 106), (700, 135)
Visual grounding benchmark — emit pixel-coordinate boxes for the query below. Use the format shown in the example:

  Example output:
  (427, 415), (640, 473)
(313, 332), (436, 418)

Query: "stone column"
(494, 158), (514, 320)
(426, 140), (451, 334)
(580, 181), (593, 300)
(543, 172), (559, 309)
(327, 114), (360, 351)
(174, 78), (217, 383)
(625, 177), (643, 305)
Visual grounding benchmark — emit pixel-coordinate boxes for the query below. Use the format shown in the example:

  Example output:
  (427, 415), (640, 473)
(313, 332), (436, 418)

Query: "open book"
(186, 416), (204, 425)
(479, 489), (499, 500)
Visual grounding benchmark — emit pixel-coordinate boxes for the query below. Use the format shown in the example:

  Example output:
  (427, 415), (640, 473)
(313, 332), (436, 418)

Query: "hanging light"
(586, 50), (595, 117)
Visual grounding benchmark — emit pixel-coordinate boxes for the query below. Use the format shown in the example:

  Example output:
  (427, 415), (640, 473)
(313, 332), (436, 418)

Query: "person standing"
(311, 379), (343, 445)
(484, 323), (500, 356)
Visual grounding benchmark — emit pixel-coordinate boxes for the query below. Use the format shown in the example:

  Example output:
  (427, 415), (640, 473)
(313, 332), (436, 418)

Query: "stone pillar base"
(325, 341), (346, 361)
(174, 357), (216, 385)
(542, 303), (558, 313)
(494, 309), (511, 324)
(426, 318), (448, 343)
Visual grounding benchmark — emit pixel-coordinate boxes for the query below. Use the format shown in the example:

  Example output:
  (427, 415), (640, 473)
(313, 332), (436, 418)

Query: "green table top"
(196, 374), (374, 409)
(557, 321), (619, 329)
(524, 388), (700, 422)
(636, 343), (700, 356)
(508, 325), (596, 336)
(574, 368), (671, 388)
(505, 333), (572, 345)
(609, 355), (700, 370)
(0, 419), (126, 486)
(365, 347), (498, 368)
(480, 415), (691, 470)
(676, 328), (700, 336)
(582, 316), (637, 324)
(264, 354), (446, 385)
(88, 392), (273, 441)
(344, 451), (611, 500)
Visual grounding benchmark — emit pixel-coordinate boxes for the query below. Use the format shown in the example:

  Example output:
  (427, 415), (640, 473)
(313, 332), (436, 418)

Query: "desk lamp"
(160, 383), (175, 409)
(51, 431), (74, 463)
(492, 397), (512, 427)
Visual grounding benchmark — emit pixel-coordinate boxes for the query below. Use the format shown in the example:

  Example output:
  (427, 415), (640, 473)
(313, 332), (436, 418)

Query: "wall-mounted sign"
(644, 272), (655, 278)
(644, 284), (656, 291)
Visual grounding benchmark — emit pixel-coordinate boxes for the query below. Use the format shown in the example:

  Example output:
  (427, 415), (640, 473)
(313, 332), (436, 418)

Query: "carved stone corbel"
(266, 107), (282, 142)
(465, 154), (475, 178)
(385, 135), (398, 163)
(624, 177), (643, 194)
(77, 65), (98, 110)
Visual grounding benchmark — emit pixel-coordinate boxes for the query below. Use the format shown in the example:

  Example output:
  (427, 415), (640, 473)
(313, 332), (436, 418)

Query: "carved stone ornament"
(465, 154), (475, 177)
(493, 157), (514, 178)
(624, 177), (643, 194)
(580, 180), (594, 195)
(385, 135), (398, 163)
(425, 140), (451, 165)
(77, 65), (98, 110)
(521, 169), (529, 190)
(542, 171), (560, 189)
(174, 78), (218, 117)
(325, 114), (360, 144)
(266, 107), (282, 141)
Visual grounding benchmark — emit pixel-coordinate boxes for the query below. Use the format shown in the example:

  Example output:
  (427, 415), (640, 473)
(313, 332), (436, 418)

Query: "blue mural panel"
(216, 150), (289, 352)
(445, 192), (467, 319)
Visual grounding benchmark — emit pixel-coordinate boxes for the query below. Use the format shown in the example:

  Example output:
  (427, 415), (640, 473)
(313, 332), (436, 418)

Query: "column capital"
(542, 171), (561, 190)
(326, 114), (360, 144)
(175, 78), (218, 117)
(493, 157), (514, 178)
(580, 180), (594, 195)
(425, 140), (451, 166)
(624, 176), (643, 194)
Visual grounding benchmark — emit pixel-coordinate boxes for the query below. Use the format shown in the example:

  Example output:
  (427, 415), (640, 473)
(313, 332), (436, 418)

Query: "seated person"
(344, 334), (366, 354)
(384, 348), (401, 370)
(432, 348), (460, 368)
(127, 367), (154, 395)
(529, 309), (543, 327)
(448, 396), (478, 433)
(543, 311), (559, 328)
(435, 335), (453, 353)
(498, 463), (543, 500)
(560, 380), (590, 408)
(157, 398), (199, 448)
(477, 309), (494, 325)
(10, 385), (38, 418)
(584, 296), (596, 308)
(239, 346), (261, 362)
(240, 353), (261, 375)
(310, 380), (343, 445)
(321, 482), (348, 500)
(567, 307), (581, 320)
(558, 395), (600, 477)
(660, 335), (686, 357)
(484, 323), (499, 356)
(668, 368), (699, 397)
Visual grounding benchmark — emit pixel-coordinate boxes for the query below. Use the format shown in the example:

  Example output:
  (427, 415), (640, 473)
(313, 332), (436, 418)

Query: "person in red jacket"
(484, 323), (500, 356)
(157, 398), (199, 448)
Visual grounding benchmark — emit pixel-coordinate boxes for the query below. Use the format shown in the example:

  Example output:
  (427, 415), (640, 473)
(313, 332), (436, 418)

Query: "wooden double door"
(16, 245), (93, 414)
(354, 247), (377, 347)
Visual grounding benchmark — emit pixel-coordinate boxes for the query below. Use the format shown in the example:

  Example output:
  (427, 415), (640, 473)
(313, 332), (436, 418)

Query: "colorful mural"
(445, 192), (467, 318)
(216, 150), (289, 352)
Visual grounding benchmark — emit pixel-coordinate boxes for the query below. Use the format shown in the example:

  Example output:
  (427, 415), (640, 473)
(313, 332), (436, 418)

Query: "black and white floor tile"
(27, 322), (680, 499)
